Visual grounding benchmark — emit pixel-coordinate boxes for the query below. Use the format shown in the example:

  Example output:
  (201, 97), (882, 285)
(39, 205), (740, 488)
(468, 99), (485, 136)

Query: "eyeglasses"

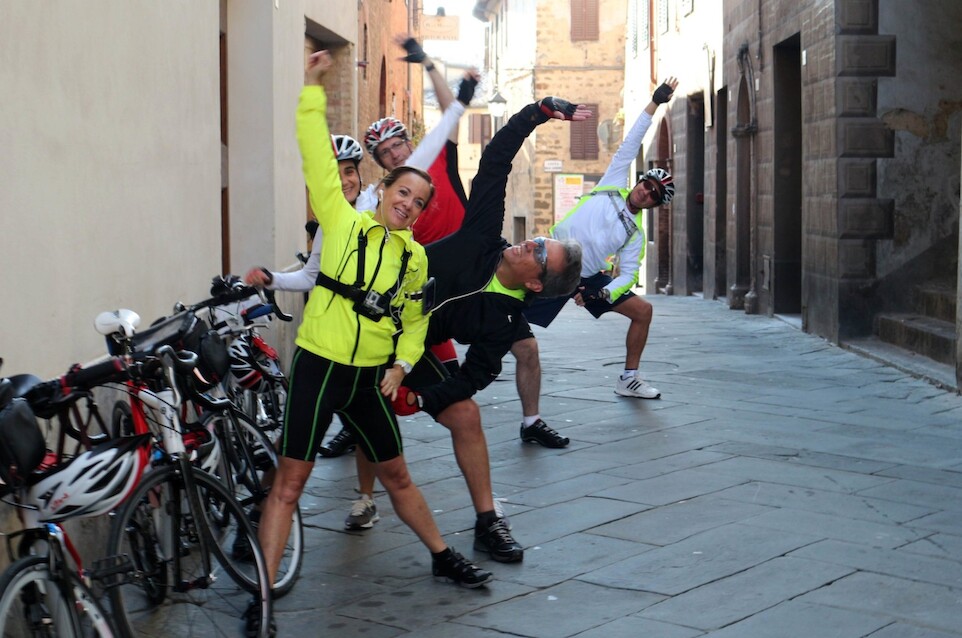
(532, 237), (549, 279)
(377, 139), (408, 160)
(639, 179), (663, 203)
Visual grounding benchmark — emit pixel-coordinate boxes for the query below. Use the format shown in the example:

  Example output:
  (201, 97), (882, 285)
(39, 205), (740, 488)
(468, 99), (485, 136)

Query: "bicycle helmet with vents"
(333, 135), (364, 164)
(25, 433), (151, 522)
(643, 167), (675, 205)
(364, 117), (408, 156)
(228, 336), (265, 391)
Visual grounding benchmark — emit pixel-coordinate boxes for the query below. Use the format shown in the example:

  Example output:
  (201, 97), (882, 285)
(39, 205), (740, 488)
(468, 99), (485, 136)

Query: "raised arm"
(598, 77), (678, 188)
(397, 35), (454, 111)
(297, 51), (355, 235)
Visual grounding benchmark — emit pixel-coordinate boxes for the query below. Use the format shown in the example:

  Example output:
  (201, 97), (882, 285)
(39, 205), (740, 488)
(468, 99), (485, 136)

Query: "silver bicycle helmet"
(333, 135), (363, 163)
(364, 117), (408, 156)
(25, 434), (150, 522)
(643, 167), (675, 205)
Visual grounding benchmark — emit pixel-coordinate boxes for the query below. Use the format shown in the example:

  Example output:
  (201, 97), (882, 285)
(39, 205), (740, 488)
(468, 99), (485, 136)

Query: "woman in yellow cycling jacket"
(243, 50), (491, 636)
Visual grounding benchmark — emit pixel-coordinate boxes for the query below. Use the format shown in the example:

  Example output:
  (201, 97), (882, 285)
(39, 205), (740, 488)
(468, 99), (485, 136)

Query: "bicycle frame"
(114, 374), (228, 592)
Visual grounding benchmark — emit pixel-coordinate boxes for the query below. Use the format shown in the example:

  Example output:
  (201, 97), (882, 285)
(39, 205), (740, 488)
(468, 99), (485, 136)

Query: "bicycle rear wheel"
(107, 463), (271, 637)
(0, 555), (113, 637)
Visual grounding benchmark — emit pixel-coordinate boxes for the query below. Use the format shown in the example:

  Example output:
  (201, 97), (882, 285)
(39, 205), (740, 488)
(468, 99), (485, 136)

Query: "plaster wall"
(0, 2), (221, 376)
(875, 0), (962, 278)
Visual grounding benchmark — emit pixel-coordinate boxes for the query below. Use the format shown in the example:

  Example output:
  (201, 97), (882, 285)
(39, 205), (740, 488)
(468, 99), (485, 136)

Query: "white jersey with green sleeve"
(550, 110), (654, 300)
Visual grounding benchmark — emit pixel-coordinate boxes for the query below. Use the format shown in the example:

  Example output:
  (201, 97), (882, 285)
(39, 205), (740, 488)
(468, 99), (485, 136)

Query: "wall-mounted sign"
(543, 159), (563, 173)
(420, 14), (459, 41)
(553, 174), (584, 221)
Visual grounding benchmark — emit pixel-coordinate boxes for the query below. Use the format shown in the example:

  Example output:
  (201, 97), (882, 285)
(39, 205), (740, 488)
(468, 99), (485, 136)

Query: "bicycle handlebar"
(24, 346), (201, 417)
(183, 277), (293, 325)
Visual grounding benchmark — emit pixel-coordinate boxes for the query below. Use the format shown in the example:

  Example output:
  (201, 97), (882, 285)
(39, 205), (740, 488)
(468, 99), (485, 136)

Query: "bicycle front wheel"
(204, 408), (303, 597)
(0, 554), (113, 637)
(107, 463), (271, 638)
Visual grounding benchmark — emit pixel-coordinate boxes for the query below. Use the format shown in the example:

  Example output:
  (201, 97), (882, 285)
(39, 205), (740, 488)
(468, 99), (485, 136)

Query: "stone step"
(915, 280), (957, 323)
(876, 312), (956, 366)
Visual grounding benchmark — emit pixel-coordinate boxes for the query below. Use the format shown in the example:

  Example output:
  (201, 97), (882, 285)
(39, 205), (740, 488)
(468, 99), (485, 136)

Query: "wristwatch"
(395, 360), (413, 375)
(600, 288), (612, 302)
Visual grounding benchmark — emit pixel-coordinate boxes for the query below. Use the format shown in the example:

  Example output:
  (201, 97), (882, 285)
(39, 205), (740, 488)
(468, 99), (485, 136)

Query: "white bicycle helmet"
(228, 336), (265, 391)
(364, 117), (408, 156)
(333, 135), (363, 163)
(643, 167), (675, 205)
(25, 434), (150, 522)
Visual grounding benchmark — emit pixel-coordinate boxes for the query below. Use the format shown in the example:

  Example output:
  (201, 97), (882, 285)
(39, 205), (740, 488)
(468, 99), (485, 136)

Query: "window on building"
(570, 103), (599, 160)
(640, 0), (650, 49)
(469, 113), (492, 147)
(571, 0), (599, 41)
(362, 25), (368, 81)
(658, 0), (669, 34)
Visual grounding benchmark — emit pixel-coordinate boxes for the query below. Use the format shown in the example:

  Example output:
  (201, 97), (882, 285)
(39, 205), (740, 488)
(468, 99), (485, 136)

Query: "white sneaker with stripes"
(615, 374), (661, 399)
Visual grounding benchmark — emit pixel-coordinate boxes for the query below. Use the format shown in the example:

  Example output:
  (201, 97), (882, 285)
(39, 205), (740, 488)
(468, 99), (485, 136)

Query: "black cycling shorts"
(281, 348), (403, 463)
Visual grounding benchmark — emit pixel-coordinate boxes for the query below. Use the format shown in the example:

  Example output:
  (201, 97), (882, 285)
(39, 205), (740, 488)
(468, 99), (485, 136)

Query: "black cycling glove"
(539, 97), (578, 120)
(652, 81), (674, 105)
(457, 75), (479, 105)
(400, 38), (427, 64)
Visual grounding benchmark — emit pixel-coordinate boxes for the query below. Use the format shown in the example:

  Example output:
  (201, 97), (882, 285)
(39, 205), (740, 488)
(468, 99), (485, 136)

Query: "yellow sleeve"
(296, 86), (351, 233)
(394, 244), (429, 366)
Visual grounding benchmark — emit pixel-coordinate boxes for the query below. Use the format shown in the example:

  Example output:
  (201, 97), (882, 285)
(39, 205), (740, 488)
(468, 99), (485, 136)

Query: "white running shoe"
(345, 498), (380, 530)
(615, 375), (661, 399)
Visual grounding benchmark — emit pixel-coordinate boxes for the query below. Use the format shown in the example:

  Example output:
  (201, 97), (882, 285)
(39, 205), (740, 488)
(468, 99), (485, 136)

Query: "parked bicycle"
(0, 347), (273, 637)
(99, 278), (303, 597)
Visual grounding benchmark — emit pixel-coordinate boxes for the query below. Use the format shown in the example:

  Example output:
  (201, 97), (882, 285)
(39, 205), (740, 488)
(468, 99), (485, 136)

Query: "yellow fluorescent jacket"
(295, 86), (428, 367)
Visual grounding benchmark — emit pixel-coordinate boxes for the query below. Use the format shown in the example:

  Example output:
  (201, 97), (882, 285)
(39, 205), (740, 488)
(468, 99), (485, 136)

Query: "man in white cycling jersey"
(509, 78), (678, 450)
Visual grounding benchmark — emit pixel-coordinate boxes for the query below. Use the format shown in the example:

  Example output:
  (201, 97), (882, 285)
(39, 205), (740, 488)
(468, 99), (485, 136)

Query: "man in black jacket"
(386, 98), (586, 563)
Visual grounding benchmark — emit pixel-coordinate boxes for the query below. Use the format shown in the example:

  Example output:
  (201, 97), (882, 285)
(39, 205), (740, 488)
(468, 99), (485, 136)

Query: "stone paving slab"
(788, 538), (962, 589)
(699, 600), (890, 638)
(796, 571), (962, 635)
(639, 556), (855, 630)
(713, 480), (937, 524)
(578, 523), (818, 595)
(458, 580), (664, 638)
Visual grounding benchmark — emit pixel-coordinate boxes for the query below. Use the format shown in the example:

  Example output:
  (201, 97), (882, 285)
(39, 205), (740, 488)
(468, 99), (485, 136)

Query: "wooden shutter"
(571, 0), (599, 41)
(469, 113), (491, 144)
(570, 104), (599, 160)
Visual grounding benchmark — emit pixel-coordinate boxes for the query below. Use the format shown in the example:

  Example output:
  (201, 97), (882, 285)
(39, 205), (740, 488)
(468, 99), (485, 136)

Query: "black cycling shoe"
(319, 428), (356, 458)
(432, 549), (493, 588)
(520, 419), (570, 448)
(474, 518), (524, 563)
(242, 597), (276, 638)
